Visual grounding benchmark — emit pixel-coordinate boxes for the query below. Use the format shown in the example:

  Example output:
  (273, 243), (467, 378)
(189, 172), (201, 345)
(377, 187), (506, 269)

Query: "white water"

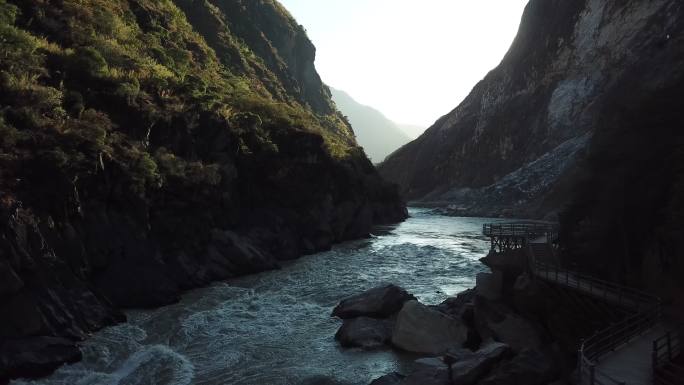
(14, 208), (497, 385)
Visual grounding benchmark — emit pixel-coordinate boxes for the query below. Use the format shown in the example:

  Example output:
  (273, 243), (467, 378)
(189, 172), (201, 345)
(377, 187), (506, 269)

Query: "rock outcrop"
(0, 0), (406, 380)
(331, 285), (414, 351)
(379, 0), (684, 219)
(478, 348), (559, 385)
(357, 245), (585, 384)
(391, 301), (468, 355)
(332, 284), (416, 319)
(334, 316), (394, 349)
(448, 342), (511, 385)
(0, 337), (82, 380)
(369, 373), (405, 385)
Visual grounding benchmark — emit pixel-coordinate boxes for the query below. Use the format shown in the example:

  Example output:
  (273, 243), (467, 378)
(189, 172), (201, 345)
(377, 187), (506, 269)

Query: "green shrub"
(0, 117), (25, 149)
(114, 80), (140, 104)
(154, 147), (222, 186)
(185, 162), (221, 185)
(63, 90), (85, 117)
(71, 47), (109, 78)
(154, 147), (186, 179)
(116, 144), (161, 195)
(0, 0), (18, 25)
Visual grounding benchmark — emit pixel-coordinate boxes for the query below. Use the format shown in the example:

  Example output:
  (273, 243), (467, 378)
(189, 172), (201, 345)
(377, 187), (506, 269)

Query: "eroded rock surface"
(332, 285), (416, 319)
(334, 317), (394, 349)
(391, 300), (468, 355)
(379, 0), (684, 218)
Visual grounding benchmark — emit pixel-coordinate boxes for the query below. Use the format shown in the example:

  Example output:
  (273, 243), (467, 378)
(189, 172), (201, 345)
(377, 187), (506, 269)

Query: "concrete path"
(595, 324), (666, 384)
(527, 238), (661, 384)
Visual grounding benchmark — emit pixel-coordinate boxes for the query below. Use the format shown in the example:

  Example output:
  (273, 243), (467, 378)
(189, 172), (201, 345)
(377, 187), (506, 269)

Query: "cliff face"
(559, 29), (684, 303)
(0, 0), (406, 379)
(379, 0), (684, 314)
(379, 0), (682, 218)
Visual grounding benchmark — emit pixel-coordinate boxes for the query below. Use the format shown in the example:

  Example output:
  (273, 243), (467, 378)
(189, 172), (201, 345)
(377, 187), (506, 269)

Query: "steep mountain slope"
(0, 0), (406, 379)
(330, 88), (411, 163)
(559, 44), (684, 305)
(379, 0), (682, 218)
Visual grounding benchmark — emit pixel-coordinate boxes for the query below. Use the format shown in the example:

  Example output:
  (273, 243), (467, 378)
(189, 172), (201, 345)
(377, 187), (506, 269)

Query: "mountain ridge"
(378, 0), (684, 307)
(330, 87), (411, 163)
(378, 0), (681, 217)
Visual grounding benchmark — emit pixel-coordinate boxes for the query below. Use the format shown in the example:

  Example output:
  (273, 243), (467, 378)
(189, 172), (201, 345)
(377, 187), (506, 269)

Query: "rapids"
(14, 208), (498, 385)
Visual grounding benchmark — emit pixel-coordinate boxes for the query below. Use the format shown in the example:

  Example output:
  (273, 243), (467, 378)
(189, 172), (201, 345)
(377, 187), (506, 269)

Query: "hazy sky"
(278, 0), (529, 127)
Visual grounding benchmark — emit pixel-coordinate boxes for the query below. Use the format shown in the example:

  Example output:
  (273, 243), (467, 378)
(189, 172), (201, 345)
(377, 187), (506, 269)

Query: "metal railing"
(653, 330), (684, 385)
(530, 254), (661, 385)
(483, 222), (662, 385)
(578, 303), (662, 385)
(482, 222), (558, 241)
(531, 258), (655, 310)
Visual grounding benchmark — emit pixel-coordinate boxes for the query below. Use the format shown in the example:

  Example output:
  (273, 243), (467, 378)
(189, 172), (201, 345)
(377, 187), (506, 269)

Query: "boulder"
(335, 317), (393, 349)
(474, 298), (542, 353)
(0, 336), (81, 380)
(512, 273), (545, 315)
(449, 342), (510, 385)
(435, 290), (480, 350)
(391, 300), (468, 355)
(479, 251), (526, 276)
(477, 348), (559, 385)
(473, 297), (508, 342)
(475, 272), (503, 301)
(401, 358), (449, 385)
(332, 285), (416, 319)
(488, 314), (543, 353)
(414, 357), (449, 371)
(434, 289), (475, 320)
(369, 372), (405, 385)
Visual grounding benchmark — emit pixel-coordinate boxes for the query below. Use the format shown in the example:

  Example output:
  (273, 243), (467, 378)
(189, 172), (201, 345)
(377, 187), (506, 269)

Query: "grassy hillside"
(0, 0), (406, 379)
(0, 0), (358, 192)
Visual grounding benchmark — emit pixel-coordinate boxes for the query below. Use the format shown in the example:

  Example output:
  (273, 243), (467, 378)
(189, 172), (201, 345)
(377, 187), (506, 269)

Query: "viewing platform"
(482, 222), (683, 385)
(483, 221), (558, 253)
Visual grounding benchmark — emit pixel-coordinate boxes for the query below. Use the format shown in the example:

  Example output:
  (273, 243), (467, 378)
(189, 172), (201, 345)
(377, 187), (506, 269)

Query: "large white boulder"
(334, 316), (393, 349)
(391, 300), (468, 355)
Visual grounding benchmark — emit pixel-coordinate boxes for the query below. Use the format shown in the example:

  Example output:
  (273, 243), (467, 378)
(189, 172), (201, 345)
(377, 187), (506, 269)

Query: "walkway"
(526, 238), (662, 385)
(483, 223), (668, 385)
(596, 325), (667, 385)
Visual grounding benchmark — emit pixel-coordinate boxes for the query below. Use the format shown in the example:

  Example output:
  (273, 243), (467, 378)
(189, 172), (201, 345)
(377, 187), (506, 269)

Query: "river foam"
(14, 209), (495, 385)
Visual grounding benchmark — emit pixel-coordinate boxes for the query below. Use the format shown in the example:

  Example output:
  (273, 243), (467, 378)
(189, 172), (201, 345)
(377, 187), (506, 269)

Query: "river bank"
(11, 209), (494, 385)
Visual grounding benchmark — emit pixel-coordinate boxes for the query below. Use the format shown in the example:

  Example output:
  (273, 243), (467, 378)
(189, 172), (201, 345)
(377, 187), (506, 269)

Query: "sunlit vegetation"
(0, 0), (357, 202)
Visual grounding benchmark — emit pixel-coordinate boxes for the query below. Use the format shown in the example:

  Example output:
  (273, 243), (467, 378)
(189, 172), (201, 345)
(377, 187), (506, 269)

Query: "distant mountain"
(331, 88), (411, 163)
(397, 123), (426, 139)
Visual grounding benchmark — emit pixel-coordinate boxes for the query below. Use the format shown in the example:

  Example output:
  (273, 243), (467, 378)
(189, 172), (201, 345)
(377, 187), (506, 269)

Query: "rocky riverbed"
(11, 209), (494, 385)
(331, 245), (595, 384)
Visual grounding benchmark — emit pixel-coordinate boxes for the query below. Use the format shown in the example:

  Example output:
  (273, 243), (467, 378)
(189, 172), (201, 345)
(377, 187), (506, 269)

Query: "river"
(14, 208), (497, 385)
